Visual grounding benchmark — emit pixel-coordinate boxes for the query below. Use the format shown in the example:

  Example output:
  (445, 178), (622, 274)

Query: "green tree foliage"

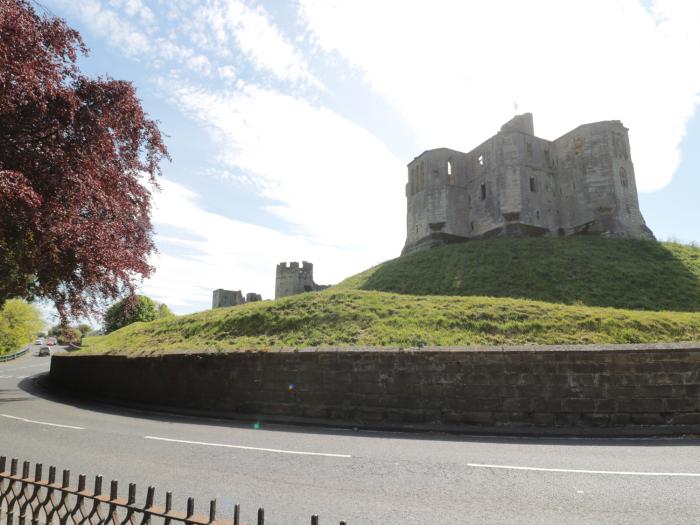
(57, 326), (81, 345)
(104, 295), (158, 333)
(0, 299), (43, 355)
(157, 303), (174, 319)
(77, 323), (93, 336)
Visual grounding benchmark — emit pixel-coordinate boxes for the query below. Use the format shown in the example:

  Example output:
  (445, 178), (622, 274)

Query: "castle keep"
(403, 113), (653, 254)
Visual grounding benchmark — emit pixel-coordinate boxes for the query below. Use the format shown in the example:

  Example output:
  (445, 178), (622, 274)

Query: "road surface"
(1, 347), (700, 524)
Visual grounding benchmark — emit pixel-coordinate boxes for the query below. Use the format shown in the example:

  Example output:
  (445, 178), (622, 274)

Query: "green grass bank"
(336, 238), (700, 311)
(81, 238), (700, 355)
(82, 290), (700, 355)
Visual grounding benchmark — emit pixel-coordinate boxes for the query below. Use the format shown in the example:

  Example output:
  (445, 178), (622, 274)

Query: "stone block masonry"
(50, 343), (700, 433)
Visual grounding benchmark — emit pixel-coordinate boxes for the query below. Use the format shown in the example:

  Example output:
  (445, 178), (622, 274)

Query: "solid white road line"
(0, 413), (84, 430)
(468, 463), (700, 477)
(144, 435), (352, 458)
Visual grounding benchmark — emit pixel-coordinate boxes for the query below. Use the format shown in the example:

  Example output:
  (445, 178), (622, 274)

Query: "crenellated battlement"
(275, 260), (327, 299)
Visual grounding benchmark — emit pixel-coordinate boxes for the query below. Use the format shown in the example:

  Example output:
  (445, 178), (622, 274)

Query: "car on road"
(46, 337), (57, 346)
(35, 338), (44, 345)
(38, 346), (51, 357)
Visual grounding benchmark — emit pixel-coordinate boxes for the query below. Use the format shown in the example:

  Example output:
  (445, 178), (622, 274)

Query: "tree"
(157, 303), (174, 319)
(77, 323), (92, 337)
(56, 325), (80, 345)
(0, 299), (43, 354)
(104, 295), (158, 333)
(0, 0), (169, 324)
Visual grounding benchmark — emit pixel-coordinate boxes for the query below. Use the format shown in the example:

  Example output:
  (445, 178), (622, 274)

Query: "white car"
(38, 346), (51, 357)
(35, 338), (44, 345)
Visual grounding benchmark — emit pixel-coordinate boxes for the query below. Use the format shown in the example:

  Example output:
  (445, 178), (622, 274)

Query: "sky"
(39, 0), (700, 316)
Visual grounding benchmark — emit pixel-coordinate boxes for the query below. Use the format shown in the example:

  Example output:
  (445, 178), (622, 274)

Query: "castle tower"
(275, 261), (317, 299)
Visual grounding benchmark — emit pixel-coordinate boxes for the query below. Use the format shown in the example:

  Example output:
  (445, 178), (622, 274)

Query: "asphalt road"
(1, 347), (700, 524)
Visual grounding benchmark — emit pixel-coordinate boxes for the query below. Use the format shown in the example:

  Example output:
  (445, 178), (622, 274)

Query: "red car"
(46, 337), (57, 346)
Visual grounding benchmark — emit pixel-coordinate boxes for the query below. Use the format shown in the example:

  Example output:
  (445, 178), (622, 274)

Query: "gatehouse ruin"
(212, 288), (261, 309)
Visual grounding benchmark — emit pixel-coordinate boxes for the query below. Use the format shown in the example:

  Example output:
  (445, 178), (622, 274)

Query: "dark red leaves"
(0, 0), (169, 323)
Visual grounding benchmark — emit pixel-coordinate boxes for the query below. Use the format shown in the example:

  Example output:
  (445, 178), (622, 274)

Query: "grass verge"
(81, 289), (700, 355)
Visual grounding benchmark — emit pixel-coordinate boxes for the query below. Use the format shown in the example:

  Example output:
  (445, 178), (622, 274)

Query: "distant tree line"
(103, 295), (174, 334)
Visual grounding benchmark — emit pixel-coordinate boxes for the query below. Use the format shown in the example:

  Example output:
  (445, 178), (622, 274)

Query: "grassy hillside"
(336, 238), (700, 312)
(82, 289), (700, 355)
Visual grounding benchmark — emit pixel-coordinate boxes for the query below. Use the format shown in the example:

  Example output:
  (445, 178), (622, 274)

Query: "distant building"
(212, 289), (262, 309)
(275, 261), (329, 299)
(212, 289), (245, 308)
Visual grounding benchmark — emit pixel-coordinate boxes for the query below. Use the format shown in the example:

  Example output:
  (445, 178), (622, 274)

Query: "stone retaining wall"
(49, 343), (700, 430)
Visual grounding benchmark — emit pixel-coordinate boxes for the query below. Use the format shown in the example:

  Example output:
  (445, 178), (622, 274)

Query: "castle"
(275, 261), (329, 299)
(212, 261), (329, 309)
(403, 113), (654, 255)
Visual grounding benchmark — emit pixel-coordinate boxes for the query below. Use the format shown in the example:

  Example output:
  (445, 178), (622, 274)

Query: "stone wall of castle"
(403, 114), (653, 255)
(212, 289), (261, 309)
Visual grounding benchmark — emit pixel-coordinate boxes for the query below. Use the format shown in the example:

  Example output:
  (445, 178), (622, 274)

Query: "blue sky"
(41, 0), (700, 315)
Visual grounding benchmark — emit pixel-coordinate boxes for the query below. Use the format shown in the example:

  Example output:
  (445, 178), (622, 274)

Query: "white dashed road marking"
(0, 413), (84, 430)
(144, 435), (353, 458)
(468, 463), (700, 477)
(0, 363), (49, 372)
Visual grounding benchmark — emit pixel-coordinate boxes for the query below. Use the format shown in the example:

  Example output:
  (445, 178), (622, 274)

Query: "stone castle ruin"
(275, 261), (329, 299)
(212, 289), (262, 309)
(403, 113), (653, 255)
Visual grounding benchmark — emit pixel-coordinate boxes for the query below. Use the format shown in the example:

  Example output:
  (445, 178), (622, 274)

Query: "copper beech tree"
(0, 0), (169, 322)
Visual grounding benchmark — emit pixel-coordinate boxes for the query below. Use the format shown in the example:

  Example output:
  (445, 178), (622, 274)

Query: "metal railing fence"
(0, 347), (29, 363)
(0, 456), (346, 525)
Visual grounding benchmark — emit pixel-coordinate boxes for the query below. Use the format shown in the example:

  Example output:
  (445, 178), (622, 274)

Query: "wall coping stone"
(64, 341), (700, 358)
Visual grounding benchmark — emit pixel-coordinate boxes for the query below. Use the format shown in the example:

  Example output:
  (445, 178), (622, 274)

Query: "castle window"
(526, 142), (533, 160)
(470, 221), (474, 231)
(544, 149), (550, 166)
(619, 167), (628, 188)
(448, 173), (456, 185)
(536, 210), (540, 220)
(529, 177), (536, 192)
(447, 159), (453, 176)
(478, 154), (484, 166)
(480, 183), (486, 200)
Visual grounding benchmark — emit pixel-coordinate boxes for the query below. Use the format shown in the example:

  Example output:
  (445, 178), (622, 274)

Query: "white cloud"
(144, 179), (392, 313)
(300, 0), (700, 192)
(185, 0), (321, 86)
(169, 83), (405, 254)
(108, 0), (155, 26)
(77, 0), (152, 56)
(218, 65), (237, 83)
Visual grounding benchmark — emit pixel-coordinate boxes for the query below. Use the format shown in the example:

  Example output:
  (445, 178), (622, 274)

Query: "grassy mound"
(336, 238), (700, 312)
(82, 289), (700, 355)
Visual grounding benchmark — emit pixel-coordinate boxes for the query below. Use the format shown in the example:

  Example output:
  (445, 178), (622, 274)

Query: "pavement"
(1, 347), (700, 524)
